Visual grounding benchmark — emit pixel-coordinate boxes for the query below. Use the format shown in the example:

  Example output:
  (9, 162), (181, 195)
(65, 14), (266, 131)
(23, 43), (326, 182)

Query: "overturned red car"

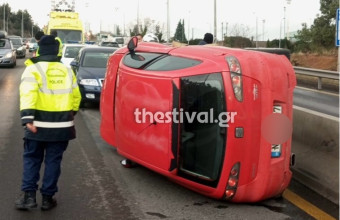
(100, 37), (296, 202)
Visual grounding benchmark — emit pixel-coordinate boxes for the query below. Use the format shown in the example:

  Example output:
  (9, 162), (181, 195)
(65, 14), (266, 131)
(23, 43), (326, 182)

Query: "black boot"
(15, 191), (37, 210)
(41, 195), (57, 211)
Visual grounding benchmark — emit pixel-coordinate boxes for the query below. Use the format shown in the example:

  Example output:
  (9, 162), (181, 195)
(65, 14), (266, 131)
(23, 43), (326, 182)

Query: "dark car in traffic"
(70, 46), (117, 106)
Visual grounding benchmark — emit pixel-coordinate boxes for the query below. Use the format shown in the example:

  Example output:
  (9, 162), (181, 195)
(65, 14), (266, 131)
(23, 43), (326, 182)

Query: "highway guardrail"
(293, 66), (339, 90)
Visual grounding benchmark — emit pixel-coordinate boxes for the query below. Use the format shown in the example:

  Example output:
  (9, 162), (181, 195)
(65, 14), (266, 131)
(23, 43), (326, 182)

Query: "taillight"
(226, 56), (243, 101)
(225, 162), (240, 200)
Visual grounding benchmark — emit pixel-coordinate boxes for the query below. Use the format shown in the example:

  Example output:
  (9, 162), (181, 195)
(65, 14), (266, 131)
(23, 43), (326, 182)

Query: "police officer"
(15, 35), (81, 211)
(34, 31), (45, 57)
(51, 30), (63, 61)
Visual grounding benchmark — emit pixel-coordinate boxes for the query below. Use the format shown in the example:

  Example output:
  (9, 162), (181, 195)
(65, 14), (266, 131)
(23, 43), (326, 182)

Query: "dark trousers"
(21, 139), (68, 196)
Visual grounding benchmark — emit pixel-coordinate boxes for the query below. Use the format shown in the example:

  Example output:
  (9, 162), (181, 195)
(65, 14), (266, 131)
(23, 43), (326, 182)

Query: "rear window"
(82, 51), (113, 68)
(115, 38), (124, 44)
(10, 38), (22, 45)
(101, 42), (119, 47)
(123, 52), (201, 71)
(65, 46), (83, 58)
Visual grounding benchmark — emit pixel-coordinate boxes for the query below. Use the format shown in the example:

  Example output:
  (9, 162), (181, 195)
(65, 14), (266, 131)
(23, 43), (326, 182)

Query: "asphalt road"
(293, 87), (339, 117)
(0, 57), (337, 220)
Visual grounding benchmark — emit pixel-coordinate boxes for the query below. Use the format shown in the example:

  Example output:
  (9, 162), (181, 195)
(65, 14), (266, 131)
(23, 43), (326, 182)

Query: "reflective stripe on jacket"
(20, 61), (81, 141)
(55, 37), (63, 57)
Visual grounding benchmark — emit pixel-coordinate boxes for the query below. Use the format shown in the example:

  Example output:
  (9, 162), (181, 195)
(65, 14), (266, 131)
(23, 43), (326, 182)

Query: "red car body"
(100, 41), (296, 202)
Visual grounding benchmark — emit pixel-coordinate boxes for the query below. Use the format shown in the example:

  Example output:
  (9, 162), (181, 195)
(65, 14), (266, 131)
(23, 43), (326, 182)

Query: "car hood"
(77, 67), (107, 79)
(0, 49), (11, 56)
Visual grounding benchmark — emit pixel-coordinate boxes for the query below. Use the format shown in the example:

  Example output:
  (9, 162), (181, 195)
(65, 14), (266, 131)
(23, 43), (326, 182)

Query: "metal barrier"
(293, 66), (339, 90)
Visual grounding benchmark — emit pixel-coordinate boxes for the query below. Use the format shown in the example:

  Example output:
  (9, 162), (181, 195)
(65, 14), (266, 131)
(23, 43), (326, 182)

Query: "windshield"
(52, 29), (82, 43)
(10, 38), (22, 45)
(82, 51), (112, 68)
(0, 39), (10, 49)
(101, 42), (118, 47)
(64, 46), (83, 58)
(179, 73), (226, 186)
(115, 38), (124, 44)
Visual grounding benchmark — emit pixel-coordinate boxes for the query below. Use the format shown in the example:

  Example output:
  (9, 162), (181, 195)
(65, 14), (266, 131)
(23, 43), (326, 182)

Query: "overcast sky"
(4, 0), (321, 40)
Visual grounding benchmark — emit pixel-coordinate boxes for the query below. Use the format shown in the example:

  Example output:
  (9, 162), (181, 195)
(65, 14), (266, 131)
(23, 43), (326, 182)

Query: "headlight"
(4, 52), (13, 58)
(79, 79), (99, 86)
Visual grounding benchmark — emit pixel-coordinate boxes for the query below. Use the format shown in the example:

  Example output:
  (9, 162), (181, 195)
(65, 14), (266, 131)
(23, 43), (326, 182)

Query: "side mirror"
(70, 60), (79, 67)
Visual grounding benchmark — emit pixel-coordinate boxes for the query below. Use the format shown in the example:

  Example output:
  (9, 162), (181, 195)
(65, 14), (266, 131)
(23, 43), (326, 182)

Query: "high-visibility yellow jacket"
(20, 56), (81, 141)
(55, 37), (63, 57)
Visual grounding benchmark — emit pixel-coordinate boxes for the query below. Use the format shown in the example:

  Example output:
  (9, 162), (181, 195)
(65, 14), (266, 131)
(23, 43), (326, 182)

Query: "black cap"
(35, 31), (45, 41)
(38, 35), (59, 56)
(203, 33), (214, 44)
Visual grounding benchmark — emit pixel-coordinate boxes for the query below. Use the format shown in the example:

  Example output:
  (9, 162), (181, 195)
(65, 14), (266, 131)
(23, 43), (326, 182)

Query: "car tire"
(80, 101), (86, 108)
(11, 61), (16, 68)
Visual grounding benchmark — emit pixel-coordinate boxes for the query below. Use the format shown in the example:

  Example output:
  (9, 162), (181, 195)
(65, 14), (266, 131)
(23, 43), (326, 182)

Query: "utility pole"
(279, 19), (282, 48)
(3, 4), (5, 31)
(221, 22), (224, 41)
(21, 12), (24, 38)
(255, 16), (258, 48)
(192, 28), (194, 40)
(188, 10), (190, 44)
(137, 0), (140, 34)
(262, 19), (265, 41)
(283, 6), (286, 40)
(286, 0), (291, 40)
(213, 0), (217, 42)
(167, 0), (170, 43)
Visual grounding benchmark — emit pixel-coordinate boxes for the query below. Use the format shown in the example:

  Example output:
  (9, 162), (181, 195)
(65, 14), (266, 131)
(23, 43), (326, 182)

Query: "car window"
(65, 46), (83, 58)
(30, 38), (36, 43)
(82, 51), (113, 68)
(0, 39), (10, 49)
(10, 38), (22, 45)
(145, 55), (202, 71)
(100, 42), (118, 47)
(123, 52), (165, 69)
(123, 52), (201, 71)
(115, 38), (124, 44)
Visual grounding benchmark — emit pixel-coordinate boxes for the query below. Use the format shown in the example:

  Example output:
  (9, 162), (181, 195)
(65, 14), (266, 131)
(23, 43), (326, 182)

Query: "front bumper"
(0, 57), (15, 66)
(79, 85), (102, 103)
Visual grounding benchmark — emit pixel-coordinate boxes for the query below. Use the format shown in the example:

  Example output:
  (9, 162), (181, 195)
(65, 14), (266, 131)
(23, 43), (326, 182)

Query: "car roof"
(80, 46), (117, 53)
(63, 43), (87, 47)
(8, 35), (21, 38)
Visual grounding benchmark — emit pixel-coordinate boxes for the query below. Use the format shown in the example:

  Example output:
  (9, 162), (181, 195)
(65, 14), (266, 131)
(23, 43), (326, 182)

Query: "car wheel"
(80, 101), (86, 108)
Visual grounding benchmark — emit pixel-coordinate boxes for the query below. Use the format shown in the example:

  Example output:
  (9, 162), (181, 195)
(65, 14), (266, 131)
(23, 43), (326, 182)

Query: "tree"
(129, 24), (147, 37)
(173, 19), (187, 43)
(294, 0), (338, 52)
(225, 36), (252, 48)
(0, 4), (39, 37)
